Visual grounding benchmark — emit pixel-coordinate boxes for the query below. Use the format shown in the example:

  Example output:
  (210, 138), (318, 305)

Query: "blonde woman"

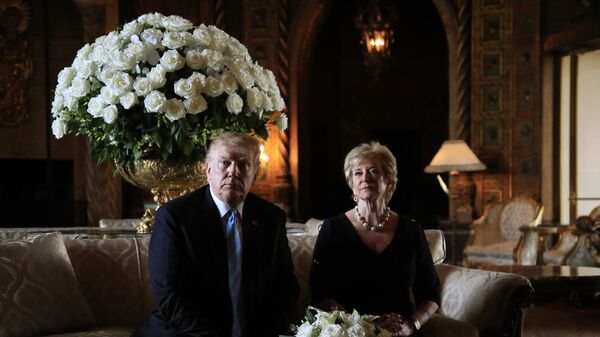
(309, 142), (439, 337)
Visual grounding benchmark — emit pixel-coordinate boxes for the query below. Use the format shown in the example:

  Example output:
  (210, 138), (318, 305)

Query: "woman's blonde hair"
(343, 141), (398, 204)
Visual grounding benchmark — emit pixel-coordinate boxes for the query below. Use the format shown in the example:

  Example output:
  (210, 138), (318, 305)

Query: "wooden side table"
(476, 264), (600, 306)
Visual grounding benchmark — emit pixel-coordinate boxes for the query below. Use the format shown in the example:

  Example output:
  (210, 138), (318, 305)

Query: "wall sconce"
(355, 0), (397, 79)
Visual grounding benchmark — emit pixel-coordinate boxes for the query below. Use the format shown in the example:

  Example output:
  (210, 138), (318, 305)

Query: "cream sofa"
(0, 229), (533, 337)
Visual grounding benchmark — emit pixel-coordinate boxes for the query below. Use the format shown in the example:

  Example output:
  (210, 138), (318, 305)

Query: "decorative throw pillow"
(0, 232), (95, 336)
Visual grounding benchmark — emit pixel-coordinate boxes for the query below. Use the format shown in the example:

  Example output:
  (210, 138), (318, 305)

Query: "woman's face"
(351, 155), (389, 203)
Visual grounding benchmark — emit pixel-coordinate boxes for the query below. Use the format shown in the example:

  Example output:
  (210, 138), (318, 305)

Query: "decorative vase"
(119, 160), (207, 233)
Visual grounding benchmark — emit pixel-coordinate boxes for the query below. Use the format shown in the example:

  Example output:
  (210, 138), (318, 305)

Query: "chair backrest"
(499, 197), (540, 241)
(589, 205), (600, 221)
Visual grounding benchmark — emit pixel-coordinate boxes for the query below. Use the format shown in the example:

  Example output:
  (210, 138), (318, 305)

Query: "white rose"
(102, 105), (118, 124)
(145, 47), (160, 66)
(76, 44), (93, 61)
(235, 70), (254, 90)
(208, 26), (228, 53)
(275, 114), (288, 131)
(120, 92), (138, 109)
(144, 90), (167, 112)
(63, 94), (78, 111)
(100, 86), (119, 104)
(110, 72), (133, 94)
(98, 66), (117, 85)
(185, 49), (207, 70)
(103, 31), (123, 51)
(91, 44), (109, 64)
(184, 95), (207, 114)
(226, 93), (243, 114)
(147, 65), (167, 88)
(192, 25), (211, 46)
(271, 91), (286, 111)
(141, 28), (163, 48)
(252, 65), (270, 91)
(77, 61), (96, 80)
(125, 42), (146, 61)
(205, 76), (224, 97)
(51, 95), (64, 117)
(221, 73), (238, 94)
(52, 118), (68, 139)
(347, 325), (367, 337)
(262, 91), (274, 111)
(226, 38), (251, 60)
(319, 324), (344, 337)
(295, 322), (315, 337)
(162, 15), (193, 32)
(87, 96), (107, 117)
(133, 77), (152, 96)
(112, 51), (136, 70)
(57, 67), (76, 87)
(160, 49), (185, 72)
(174, 78), (195, 98)
(69, 77), (91, 97)
(162, 31), (188, 49)
(246, 87), (263, 112)
(189, 72), (206, 92)
(140, 13), (165, 28)
(203, 49), (224, 71)
(164, 98), (186, 121)
(122, 20), (143, 37)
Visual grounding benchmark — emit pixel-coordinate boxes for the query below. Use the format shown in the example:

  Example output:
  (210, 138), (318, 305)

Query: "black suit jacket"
(133, 185), (299, 337)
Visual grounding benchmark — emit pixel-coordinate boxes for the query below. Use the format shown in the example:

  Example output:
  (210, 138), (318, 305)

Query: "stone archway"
(287, 0), (471, 216)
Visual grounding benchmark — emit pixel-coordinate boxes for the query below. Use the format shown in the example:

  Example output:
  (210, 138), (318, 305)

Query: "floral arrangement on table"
(292, 306), (392, 337)
(51, 12), (287, 169)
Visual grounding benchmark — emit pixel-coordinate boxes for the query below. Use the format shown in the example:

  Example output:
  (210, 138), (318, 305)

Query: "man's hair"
(206, 132), (261, 173)
(343, 141), (398, 204)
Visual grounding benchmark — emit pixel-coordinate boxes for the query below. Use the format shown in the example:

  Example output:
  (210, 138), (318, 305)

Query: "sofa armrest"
(436, 264), (534, 337)
(422, 314), (478, 337)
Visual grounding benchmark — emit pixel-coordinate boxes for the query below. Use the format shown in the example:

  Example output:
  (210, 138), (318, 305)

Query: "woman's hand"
(375, 313), (415, 337)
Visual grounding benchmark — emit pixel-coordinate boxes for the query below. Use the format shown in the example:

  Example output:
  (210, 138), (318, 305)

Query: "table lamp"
(425, 140), (486, 264)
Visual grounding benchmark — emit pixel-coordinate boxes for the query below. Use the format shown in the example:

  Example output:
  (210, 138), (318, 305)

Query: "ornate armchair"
(543, 205), (600, 266)
(463, 197), (542, 266)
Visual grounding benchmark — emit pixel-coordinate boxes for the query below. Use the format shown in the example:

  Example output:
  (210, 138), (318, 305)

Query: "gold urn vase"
(120, 160), (207, 233)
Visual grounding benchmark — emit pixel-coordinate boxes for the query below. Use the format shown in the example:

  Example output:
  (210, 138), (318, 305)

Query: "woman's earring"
(352, 194), (358, 203)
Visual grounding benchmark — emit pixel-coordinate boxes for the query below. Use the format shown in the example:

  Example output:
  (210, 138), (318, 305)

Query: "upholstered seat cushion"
(464, 240), (517, 264)
(0, 233), (95, 336)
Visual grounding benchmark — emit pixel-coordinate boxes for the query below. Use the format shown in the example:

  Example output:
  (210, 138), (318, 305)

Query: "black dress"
(309, 213), (440, 318)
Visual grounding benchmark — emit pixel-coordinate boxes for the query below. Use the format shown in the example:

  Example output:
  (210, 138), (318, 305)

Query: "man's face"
(206, 144), (258, 206)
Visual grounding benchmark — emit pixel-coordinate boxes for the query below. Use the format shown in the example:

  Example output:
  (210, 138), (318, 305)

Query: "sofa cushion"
(65, 236), (154, 328)
(0, 232), (95, 336)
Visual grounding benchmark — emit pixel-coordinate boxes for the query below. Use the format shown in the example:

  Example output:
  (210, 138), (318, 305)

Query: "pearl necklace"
(354, 206), (391, 232)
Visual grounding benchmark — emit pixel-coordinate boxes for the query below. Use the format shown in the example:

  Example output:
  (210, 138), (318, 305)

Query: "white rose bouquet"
(293, 307), (392, 337)
(51, 12), (287, 169)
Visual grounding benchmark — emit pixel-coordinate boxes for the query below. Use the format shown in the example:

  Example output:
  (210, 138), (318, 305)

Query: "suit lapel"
(201, 187), (229, 281)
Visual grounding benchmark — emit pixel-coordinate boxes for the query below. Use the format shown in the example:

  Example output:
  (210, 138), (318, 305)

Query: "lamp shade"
(424, 140), (486, 173)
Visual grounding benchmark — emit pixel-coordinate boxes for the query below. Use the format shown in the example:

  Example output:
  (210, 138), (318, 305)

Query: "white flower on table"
(102, 105), (118, 124)
(174, 78), (195, 99)
(205, 76), (224, 97)
(184, 95), (207, 115)
(120, 92), (138, 109)
(160, 49), (185, 72)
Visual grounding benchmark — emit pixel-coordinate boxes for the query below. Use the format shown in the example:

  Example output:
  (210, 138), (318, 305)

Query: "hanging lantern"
(355, 0), (397, 79)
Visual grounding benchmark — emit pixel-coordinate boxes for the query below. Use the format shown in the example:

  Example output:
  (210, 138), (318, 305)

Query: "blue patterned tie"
(226, 208), (242, 337)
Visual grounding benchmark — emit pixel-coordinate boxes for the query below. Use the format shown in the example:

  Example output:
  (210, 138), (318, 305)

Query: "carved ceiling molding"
(0, 0), (32, 127)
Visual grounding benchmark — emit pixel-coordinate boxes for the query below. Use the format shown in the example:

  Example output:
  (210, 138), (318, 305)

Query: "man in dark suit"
(133, 132), (299, 337)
